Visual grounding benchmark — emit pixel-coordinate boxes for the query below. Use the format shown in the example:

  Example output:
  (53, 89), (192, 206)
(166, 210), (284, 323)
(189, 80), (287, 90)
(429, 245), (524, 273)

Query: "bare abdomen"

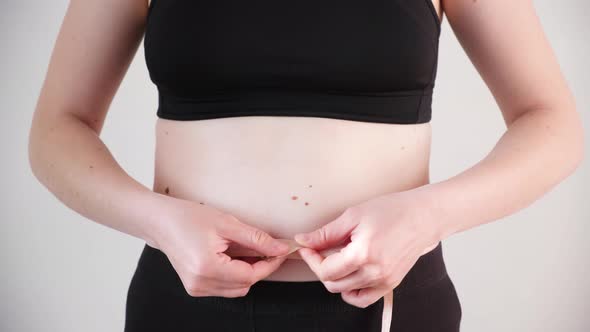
(152, 115), (432, 281)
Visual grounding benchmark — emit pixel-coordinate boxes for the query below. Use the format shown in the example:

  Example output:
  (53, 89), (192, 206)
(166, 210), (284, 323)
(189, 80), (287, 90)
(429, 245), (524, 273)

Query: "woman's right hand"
(145, 195), (292, 298)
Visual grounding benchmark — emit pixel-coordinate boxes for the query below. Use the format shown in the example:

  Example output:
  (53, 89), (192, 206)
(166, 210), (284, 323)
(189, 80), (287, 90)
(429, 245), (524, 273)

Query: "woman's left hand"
(293, 188), (443, 308)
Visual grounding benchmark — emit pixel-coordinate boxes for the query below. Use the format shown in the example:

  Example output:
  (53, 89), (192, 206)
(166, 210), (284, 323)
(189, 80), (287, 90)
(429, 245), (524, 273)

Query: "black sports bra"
(144, 0), (441, 124)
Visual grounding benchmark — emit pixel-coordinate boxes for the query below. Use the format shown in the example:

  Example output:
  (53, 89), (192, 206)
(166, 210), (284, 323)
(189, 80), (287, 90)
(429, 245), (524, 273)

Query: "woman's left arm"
(293, 0), (584, 308)
(417, 0), (584, 241)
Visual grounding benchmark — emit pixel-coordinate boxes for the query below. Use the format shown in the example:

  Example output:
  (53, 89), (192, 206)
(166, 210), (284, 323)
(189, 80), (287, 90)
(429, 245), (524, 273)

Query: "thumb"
(294, 209), (359, 250)
(218, 215), (290, 257)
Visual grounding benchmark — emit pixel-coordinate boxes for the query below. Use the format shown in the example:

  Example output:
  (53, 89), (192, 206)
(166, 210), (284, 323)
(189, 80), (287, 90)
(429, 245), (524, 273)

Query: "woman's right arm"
(28, 0), (160, 245)
(28, 0), (292, 297)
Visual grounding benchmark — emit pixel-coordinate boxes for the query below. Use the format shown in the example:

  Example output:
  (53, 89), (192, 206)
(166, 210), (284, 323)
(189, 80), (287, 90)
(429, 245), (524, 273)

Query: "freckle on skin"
(308, 185), (312, 188)
(165, 131), (169, 135)
(401, 146), (405, 150)
(199, 202), (204, 205)
(292, 196), (298, 200)
(165, 187), (170, 195)
(89, 165), (93, 169)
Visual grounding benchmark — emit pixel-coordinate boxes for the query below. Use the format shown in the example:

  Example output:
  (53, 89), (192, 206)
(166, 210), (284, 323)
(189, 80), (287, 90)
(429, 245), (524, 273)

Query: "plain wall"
(1, 0), (588, 331)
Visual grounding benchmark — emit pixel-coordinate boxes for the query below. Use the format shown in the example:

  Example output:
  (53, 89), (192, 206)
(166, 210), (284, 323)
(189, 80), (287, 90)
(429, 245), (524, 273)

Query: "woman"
(28, 0), (584, 331)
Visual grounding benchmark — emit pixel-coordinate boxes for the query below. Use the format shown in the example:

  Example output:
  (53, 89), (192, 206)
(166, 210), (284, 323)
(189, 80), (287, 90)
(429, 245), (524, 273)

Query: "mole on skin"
(165, 186), (169, 195)
(292, 192), (311, 205)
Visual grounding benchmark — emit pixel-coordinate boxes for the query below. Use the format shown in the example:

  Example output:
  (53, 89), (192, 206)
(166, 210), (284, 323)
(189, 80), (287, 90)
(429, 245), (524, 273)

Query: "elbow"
(529, 102), (586, 179)
(540, 98), (585, 175)
(570, 129), (585, 173)
(562, 109), (585, 176)
(562, 95), (585, 172)
(28, 107), (64, 181)
(571, 104), (585, 168)
(27, 122), (44, 184)
(27, 111), (54, 184)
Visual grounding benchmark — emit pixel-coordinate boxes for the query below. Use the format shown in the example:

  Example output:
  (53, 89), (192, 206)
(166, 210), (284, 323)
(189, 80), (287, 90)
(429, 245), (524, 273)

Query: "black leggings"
(125, 241), (462, 332)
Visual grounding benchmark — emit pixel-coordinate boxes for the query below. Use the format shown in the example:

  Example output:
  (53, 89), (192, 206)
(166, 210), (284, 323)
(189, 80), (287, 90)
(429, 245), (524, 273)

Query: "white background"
(1, 0), (588, 331)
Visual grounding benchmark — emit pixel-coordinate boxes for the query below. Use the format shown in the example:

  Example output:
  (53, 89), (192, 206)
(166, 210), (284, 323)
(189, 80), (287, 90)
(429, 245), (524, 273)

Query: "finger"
(208, 252), (263, 286)
(212, 252), (290, 286)
(341, 283), (392, 309)
(179, 273), (243, 298)
(225, 239), (303, 258)
(224, 243), (264, 257)
(215, 286), (252, 298)
(323, 264), (382, 293)
(249, 254), (291, 281)
(217, 215), (291, 257)
(190, 256), (289, 293)
(297, 247), (326, 279)
(193, 268), (260, 290)
(313, 241), (366, 281)
(192, 255), (289, 297)
(294, 208), (359, 250)
(166, 254), (251, 293)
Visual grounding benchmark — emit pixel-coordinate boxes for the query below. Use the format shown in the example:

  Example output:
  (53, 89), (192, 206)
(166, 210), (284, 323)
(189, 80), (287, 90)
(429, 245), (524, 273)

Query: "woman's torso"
(148, 0), (442, 281)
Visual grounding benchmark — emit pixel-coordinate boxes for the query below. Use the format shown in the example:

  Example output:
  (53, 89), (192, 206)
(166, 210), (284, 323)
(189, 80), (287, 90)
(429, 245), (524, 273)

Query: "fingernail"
(295, 233), (310, 244)
(273, 242), (289, 251)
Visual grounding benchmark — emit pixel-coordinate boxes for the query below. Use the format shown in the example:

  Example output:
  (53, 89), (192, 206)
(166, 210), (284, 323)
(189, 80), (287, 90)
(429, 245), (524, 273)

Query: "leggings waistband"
(180, 241), (447, 314)
(394, 241), (447, 294)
